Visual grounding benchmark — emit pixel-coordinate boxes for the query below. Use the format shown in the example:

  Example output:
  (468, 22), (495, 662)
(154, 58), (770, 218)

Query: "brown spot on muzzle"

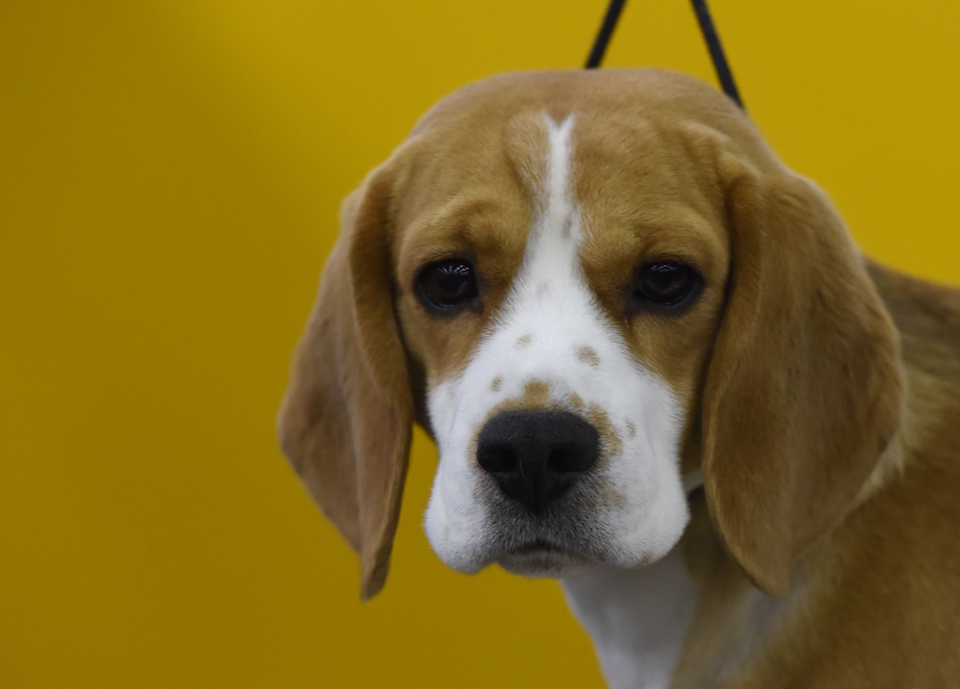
(522, 379), (551, 406)
(576, 346), (600, 367)
(597, 484), (627, 509)
(587, 403), (622, 461)
(515, 334), (533, 349)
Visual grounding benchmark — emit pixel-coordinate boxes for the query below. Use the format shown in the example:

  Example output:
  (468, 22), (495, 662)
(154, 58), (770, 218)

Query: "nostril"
(478, 445), (518, 474)
(548, 442), (596, 473)
(548, 446), (575, 473)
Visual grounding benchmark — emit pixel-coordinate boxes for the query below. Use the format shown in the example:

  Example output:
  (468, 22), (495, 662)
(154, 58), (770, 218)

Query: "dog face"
(395, 111), (729, 578)
(278, 70), (903, 599)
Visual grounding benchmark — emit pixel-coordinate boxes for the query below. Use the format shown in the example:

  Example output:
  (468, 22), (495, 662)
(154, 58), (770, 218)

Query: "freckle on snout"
(587, 403), (622, 462)
(576, 346), (600, 367)
(523, 379), (551, 406)
(626, 420), (637, 438)
(516, 334), (533, 349)
(491, 376), (503, 392)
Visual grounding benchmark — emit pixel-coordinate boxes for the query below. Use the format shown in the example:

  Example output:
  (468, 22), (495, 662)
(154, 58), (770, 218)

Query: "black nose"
(476, 410), (600, 514)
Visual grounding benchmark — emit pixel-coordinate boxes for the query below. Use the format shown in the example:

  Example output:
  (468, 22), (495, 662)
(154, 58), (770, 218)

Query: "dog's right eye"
(416, 259), (479, 314)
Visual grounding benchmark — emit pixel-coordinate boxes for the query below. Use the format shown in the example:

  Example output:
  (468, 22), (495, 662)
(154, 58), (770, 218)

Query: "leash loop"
(585, 0), (745, 111)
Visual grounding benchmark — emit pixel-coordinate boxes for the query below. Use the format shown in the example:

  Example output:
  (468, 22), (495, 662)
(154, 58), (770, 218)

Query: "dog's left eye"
(629, 261), (703, 313)
(416, 259), (479, 313)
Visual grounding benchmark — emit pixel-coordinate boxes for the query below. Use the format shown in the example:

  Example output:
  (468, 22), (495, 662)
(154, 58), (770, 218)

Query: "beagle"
(278, 69), (960, 688)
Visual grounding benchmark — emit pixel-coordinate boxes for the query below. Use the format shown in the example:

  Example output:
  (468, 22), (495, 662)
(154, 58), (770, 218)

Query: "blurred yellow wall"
(1, 1), (957, 686)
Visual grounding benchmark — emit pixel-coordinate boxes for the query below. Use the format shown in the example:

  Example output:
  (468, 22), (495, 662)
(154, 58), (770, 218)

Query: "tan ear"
(702, 159), (903, 596)
(277, 167), (413, 600)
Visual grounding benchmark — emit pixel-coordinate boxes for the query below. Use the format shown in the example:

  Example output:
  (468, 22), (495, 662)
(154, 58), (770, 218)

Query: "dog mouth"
(503, 539), (573, 556)
(495, 539), (597, 576)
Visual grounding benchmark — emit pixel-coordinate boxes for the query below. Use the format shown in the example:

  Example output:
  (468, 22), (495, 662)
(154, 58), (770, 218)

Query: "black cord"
(584, 0), (745, 111)
(689, 0), (744, 110)
(585, 0), (627, 69)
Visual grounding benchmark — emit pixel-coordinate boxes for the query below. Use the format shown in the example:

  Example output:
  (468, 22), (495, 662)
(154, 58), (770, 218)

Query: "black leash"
(585, 0), (745, 111)
(584, 0), (628, 70)
(689, 0), (743, 109)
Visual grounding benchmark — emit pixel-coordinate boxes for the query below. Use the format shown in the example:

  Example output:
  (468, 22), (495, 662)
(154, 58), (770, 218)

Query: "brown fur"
(276, 166), (415, 599)
(671, 264), (960, 688)
(277, 68), (960, 683)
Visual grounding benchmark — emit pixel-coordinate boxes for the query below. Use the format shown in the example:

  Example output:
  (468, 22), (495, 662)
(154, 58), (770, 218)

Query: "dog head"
(278, 69), (903, 599)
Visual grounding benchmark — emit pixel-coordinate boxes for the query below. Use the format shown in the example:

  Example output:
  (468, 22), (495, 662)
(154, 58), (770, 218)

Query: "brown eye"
(630, 261), (703, 313)
(416, 259), (479, 313)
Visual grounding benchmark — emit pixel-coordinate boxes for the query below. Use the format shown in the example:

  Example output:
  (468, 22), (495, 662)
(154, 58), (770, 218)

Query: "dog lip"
(503, 539), (577, 557)
(495, 539), (598, 576)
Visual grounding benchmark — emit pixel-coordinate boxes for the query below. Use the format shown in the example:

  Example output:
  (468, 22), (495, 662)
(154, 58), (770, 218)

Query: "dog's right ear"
(277, 164), (414, 600)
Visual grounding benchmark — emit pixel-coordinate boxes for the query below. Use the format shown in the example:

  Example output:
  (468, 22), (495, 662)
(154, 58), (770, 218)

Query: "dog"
(277, 69), (960, 688)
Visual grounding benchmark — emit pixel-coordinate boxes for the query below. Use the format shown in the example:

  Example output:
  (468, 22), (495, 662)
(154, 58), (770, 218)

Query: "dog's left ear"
(702, 156), (904, 596)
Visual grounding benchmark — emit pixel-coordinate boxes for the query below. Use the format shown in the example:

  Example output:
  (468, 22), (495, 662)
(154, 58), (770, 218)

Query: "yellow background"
(2, 1), (958, 686)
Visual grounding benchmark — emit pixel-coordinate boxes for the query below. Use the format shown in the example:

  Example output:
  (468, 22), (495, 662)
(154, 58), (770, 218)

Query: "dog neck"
(561, 549), (698, 689)
(560, 488), (795, 689)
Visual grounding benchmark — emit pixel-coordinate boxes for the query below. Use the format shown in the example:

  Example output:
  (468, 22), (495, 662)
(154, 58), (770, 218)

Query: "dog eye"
(416, 259), (479, 313)
(630, 261), (703, 312)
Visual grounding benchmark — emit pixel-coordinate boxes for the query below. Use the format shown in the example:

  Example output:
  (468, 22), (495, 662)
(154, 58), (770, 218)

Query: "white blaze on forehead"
(537, 115), (578, 245)
(511, 115), (584, 329)
(424, 113), (690, 575)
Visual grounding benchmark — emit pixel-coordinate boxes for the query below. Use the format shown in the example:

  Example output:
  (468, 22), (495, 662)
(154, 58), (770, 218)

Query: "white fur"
(423, 114), (695, 685)
(562, 551), (699, 689)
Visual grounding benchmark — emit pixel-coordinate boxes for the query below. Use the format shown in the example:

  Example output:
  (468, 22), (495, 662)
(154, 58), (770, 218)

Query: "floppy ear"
(702, 159), (904, 596)
(277, 166), (413, 600)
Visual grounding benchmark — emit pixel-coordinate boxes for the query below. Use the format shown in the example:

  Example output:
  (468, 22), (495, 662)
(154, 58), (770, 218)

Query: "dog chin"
(495, 541), (599, 578)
